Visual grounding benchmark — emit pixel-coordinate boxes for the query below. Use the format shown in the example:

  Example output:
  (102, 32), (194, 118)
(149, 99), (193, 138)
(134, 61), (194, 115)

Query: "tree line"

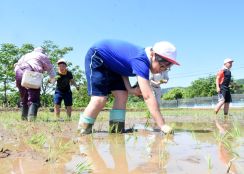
(163, 75), (244, 100)
(0, 41), (90, 108)
(0, 41), (243, 108)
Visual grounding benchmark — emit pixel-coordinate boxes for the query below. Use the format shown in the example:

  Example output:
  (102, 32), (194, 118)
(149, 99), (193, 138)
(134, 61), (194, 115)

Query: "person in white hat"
(214, 58), (234, 133)
(53, 58), (79, 121)
(78, 39), (180, 135)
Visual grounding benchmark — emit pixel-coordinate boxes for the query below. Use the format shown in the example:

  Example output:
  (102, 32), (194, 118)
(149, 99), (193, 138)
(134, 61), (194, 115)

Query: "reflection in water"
(74, 132), (171, 174)
(6, 158), (62, 174)
(65, 122), (244, 174)
(218, 142), (237, 174)
(1, 122), (243, 174)
(214, 117), (232, 135)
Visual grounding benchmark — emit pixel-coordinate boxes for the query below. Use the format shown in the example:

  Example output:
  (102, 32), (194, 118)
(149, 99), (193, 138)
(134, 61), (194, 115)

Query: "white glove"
(161, 124), (173, 134)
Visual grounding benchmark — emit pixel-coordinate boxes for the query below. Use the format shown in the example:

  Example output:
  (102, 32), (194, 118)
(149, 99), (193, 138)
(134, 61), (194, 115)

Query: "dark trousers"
(15, 68), (40, 107)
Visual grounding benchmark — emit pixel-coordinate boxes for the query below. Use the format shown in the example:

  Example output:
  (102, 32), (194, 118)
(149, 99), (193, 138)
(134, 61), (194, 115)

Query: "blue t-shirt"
(92, 39), (150, 80)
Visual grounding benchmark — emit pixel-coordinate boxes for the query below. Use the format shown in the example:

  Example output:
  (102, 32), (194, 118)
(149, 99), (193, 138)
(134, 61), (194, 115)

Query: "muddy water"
(67, 122), (244, 174)
(1, 122), (244, 174)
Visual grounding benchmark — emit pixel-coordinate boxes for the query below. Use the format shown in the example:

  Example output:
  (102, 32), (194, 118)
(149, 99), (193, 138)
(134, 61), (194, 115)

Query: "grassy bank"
(1, 108), (243, 122)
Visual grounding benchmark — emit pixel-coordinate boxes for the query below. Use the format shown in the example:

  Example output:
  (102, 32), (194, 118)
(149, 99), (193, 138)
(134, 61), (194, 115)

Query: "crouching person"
(14, 47), (56, 121)
(78, 39), (180, 135)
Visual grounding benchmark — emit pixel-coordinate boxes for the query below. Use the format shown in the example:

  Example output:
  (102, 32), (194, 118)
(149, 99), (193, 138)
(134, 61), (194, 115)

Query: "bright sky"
(1, 0), (243, 87)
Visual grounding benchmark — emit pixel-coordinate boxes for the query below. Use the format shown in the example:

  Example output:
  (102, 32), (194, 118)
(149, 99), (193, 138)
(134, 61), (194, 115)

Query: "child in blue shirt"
(78, 39), (180, 134)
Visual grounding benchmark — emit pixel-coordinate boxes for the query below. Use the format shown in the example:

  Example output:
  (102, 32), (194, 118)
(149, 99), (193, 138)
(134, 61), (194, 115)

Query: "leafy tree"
(231, 78), (244, 93)
(163, 88), (184, 100)
(0, 43), (19, 106)
(0, 41), (88, 108)
(235, 78), (244, 85)
(230, 78), (243, 94)
(72, 69), (90, 107)
(7, 91), (20, 107)
(183, 75), (217, 98)
(18, 44), (34, 56)
(182, 87), (194, 98)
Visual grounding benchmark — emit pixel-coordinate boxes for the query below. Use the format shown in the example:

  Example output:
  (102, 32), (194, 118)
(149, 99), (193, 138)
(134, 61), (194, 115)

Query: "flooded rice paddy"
(0, 111), (244, 174)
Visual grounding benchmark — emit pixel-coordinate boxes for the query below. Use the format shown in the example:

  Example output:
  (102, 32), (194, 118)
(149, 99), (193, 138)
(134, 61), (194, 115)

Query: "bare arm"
(216, 70), (223, 93)
(137, 76), (165, 128)
(70, 79), (79, 90)
(216, 76), (220, 93)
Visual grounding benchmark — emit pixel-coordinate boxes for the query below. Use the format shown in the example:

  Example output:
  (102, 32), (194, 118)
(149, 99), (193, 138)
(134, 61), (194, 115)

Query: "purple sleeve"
(40, 55), (56, 78)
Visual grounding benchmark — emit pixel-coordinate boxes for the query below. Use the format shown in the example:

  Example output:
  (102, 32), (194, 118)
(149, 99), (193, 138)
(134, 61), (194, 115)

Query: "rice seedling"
(145, 110), (151, 128)
(125, 134), (132, 143)
(213, 130), (227, 142)
(132, 131), (138, 143)
(27, 133), (47, 150)
(214, 121), (242, 159)
(75, 160), (93, 174)
(228, 122), (241, 138)
(47, 140), (72, 163)
(191, 131), (201, 149)
(96, 115), (106, 132)
(108, 123), (118, 133)
(205, 154), (213, 172)
(125, 130), (138, 144)
(49, 121), (62, 132)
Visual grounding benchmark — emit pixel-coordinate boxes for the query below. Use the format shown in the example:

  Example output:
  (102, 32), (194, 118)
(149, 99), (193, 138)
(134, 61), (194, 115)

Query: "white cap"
(153, 41), (180, 65)
(224, 58), (234, 64)
(57, 58), (67, 65)
(34, 47), (44, 53)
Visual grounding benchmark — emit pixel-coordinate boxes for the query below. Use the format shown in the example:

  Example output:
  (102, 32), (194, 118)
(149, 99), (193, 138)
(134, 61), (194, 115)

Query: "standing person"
(78, 39), (180, 134)
(150, 71), (169, 107)
(53, 59), (79, 120)
(14, 47), (56, 121)
(214, 58), (234, 133)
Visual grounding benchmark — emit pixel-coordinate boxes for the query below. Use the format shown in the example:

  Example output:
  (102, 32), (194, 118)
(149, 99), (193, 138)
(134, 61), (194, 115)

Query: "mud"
(0, 113), (244, 174)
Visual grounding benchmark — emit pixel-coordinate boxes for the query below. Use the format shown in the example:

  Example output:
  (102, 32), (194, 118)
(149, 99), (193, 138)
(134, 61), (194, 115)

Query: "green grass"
(0, 108), (244, 121)
(160, 108), (244, 117)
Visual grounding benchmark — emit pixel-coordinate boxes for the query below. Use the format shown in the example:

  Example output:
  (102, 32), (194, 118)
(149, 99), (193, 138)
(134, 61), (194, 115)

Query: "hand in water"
(161, 124), (174, 135)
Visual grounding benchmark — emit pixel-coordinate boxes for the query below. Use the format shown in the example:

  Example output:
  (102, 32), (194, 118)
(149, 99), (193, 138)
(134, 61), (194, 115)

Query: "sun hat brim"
(157, 53), (180, 65)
